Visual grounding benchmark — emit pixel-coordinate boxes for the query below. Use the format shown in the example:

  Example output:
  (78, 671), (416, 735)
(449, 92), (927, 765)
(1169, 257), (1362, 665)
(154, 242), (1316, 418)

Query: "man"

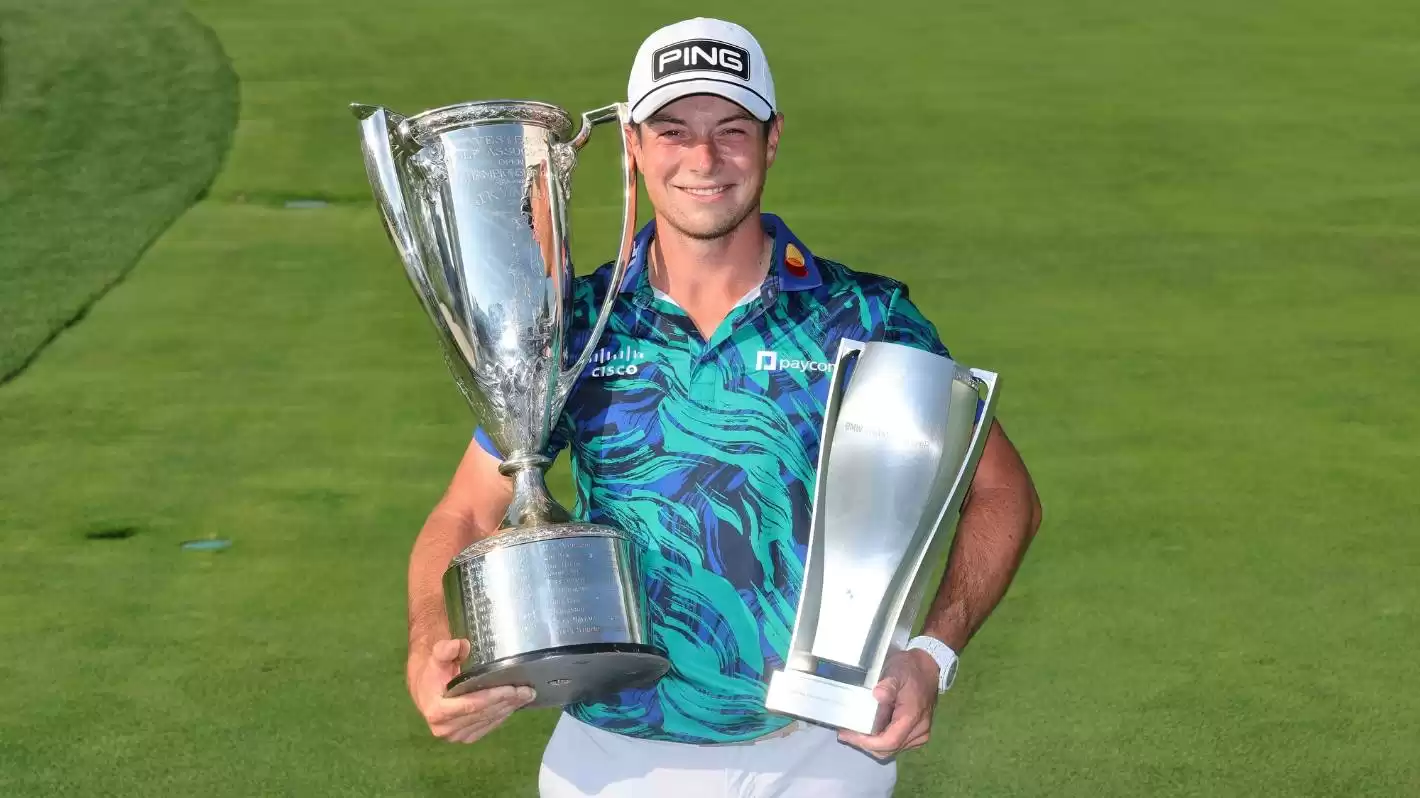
(404, 17), (1043, 797)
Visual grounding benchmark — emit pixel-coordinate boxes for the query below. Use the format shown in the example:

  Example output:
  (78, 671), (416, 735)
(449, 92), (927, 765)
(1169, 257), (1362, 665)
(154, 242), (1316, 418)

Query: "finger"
(837, 727), (901, 756)
(869, 703), (918, 746)
(446, 710), (512, 744)
(841, 738), (900, 762)
(903, 731), (930, 750)
(426, 687), (520, 724)
(427, 696), (510, 727)
(447, 724), (489, 744)
(432, 692), (524, 734)
(836, 688), (902, 746)
(839, 710), (918, 757)
(443, 707), (511, 738)
(429, 683), (538, 725)
(438, 703), (517, 740)
(836, 676), (902, 740)
(838, 729), (861, 747)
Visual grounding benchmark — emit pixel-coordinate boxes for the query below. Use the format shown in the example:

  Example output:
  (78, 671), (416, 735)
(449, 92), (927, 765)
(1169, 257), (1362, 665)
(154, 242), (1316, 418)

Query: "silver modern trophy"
(351, 99), (670, 707)
(764, 340), (1000, 733)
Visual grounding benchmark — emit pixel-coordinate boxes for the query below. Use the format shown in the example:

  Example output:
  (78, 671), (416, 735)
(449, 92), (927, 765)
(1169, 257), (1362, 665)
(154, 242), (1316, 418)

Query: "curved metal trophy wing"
(550, 103), (637, 412)
(351, 104), (434, 316)
(781, 339), (866, 675)
(350, 102), (476, 411)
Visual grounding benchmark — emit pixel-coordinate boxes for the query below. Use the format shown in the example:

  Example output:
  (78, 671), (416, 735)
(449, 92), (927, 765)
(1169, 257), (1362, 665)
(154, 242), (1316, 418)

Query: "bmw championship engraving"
(764, 340), (1001, 734)
(352, 99), (670, 706)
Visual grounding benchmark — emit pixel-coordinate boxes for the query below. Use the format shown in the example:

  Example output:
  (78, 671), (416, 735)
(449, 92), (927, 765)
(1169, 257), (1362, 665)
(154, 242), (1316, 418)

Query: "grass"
(1, 0), (1418, 795)
(0, 0), (236, 382)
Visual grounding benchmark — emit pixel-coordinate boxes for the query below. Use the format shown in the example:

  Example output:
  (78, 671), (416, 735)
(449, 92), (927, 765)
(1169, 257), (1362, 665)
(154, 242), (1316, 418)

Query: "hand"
(409, 638), (536, 743)
(837, 648), (941, 759)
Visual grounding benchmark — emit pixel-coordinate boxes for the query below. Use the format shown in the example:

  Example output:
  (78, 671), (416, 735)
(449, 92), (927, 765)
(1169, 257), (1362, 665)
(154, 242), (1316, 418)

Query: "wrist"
(906, 647), (940, 682)
(408, 633), (436, 660)
(408, 613), (452, 655)
(406, 634), (437, 683)
(906, 635), (959, 693)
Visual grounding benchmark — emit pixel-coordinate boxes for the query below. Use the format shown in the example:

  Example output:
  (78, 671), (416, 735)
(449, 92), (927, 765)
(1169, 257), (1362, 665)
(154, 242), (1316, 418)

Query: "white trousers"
(538, 713), (897, 797)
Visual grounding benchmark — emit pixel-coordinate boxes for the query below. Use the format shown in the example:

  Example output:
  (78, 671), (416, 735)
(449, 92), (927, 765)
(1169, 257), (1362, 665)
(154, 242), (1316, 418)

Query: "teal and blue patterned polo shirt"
(475, 213), (949, 744)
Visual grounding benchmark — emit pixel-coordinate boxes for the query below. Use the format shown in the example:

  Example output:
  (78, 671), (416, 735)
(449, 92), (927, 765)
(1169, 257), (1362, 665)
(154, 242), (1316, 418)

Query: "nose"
(687, 137), (720, 174)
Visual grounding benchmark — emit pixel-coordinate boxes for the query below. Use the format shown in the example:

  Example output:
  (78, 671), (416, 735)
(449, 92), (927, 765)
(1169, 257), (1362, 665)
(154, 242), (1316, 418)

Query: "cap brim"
(629, 77), (773, 123)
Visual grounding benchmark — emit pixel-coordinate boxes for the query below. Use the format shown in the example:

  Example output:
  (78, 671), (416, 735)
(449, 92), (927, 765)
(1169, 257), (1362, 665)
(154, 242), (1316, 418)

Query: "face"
(625, 94), (783, 241)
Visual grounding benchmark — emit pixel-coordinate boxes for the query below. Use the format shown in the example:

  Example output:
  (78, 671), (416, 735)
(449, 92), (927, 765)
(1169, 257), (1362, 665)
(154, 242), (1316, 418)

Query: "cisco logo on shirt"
(590, 346), (646, 377)
(755, 350), (834, 373)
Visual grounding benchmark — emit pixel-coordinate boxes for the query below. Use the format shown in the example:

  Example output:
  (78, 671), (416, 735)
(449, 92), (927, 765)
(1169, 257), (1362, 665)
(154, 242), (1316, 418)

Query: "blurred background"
(1, 0), (1417, 795)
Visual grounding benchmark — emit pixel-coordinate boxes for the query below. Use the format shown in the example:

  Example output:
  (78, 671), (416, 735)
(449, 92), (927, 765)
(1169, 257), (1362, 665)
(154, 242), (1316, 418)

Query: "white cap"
(627, 18), (776, 124)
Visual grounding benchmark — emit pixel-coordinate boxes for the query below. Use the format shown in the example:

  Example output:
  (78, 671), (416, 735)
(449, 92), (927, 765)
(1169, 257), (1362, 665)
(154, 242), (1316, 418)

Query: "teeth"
(681, 186), (728, 196)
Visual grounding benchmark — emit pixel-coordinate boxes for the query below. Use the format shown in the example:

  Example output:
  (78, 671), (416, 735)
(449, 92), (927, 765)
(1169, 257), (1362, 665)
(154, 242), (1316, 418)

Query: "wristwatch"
(906, 635), (959, 693)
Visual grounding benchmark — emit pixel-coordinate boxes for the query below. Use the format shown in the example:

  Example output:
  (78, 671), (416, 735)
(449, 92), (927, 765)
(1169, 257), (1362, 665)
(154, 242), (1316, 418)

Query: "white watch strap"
(906, 635), (959, 693)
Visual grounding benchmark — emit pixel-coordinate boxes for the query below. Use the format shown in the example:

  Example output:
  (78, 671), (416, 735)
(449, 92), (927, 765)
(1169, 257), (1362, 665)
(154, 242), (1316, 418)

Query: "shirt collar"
(617, 212), (823, 294)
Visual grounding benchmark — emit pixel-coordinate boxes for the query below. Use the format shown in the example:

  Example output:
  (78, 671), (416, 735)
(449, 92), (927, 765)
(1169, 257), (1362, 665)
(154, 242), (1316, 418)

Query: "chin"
(667, 205), (756, 241)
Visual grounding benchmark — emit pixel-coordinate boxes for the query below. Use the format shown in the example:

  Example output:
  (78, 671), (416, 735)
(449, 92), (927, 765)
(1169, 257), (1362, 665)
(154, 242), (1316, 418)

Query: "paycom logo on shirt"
(754, 350), (834, 373)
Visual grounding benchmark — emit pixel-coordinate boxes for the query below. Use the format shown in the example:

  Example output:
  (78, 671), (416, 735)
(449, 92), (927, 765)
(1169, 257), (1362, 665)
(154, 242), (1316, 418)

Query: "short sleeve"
(473, 426), (502, 458)
(878, 286), (984, 422)
(880, 285), (951, 358)
(471, 416), (572, 462)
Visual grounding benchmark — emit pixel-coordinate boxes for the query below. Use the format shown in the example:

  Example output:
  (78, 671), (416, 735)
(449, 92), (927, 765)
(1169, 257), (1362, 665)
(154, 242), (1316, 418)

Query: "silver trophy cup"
(764, 340), (1000, 733)
(352, 99), (670, 707)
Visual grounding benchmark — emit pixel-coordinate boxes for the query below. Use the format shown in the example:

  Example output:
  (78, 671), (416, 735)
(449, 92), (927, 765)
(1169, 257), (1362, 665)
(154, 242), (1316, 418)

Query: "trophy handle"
(553, 102), (639, 407)
(955, 369), (1001, 505)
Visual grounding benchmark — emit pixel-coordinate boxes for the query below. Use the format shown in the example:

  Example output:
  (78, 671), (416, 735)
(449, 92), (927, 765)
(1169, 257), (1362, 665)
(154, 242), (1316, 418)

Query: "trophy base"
(445, 642), (669, 708)
(443, 524), (669, 708)
(764, 669), (887, 735)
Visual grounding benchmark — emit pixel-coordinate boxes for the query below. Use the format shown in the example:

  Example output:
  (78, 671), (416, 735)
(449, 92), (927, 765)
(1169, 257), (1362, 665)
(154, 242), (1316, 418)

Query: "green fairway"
(0, 0), (236, 382)
(2, 0), (1418, 795)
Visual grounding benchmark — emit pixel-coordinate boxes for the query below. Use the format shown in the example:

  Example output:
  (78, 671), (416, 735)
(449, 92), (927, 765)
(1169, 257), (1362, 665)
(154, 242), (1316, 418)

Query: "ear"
(623, 123), (643, 161)
(765, 113), (784, 168)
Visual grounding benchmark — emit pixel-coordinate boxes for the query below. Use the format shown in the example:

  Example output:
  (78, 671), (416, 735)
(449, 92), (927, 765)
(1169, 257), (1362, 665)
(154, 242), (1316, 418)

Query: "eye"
(718, 126), (749, 138)
(658, 128), (686, 141)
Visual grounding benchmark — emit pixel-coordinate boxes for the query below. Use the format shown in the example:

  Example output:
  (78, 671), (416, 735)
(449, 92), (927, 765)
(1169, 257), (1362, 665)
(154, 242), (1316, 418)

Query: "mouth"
(676, 185), (732, 199)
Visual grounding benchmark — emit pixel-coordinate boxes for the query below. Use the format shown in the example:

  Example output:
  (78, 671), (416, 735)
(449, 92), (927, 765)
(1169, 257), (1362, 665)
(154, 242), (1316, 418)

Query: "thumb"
(873, 675), (901, 705)
(431, 638), (470, 666)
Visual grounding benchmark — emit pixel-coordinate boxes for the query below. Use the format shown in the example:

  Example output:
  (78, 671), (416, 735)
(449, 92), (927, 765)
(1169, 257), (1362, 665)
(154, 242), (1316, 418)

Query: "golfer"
(405, 17), (1043, 797)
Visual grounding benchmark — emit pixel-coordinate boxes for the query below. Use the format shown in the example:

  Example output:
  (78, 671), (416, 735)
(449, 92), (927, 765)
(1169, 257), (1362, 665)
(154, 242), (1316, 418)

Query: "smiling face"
(626, 94), (783, 241)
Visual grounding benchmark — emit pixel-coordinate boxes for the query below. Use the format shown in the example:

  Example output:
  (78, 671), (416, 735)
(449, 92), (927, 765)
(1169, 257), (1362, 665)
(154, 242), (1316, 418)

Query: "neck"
(648, 211), (771, 305)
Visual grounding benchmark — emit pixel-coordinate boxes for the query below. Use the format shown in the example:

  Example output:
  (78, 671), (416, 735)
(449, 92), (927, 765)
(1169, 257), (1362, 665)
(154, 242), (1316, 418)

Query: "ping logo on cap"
(652, 39), (750, 81)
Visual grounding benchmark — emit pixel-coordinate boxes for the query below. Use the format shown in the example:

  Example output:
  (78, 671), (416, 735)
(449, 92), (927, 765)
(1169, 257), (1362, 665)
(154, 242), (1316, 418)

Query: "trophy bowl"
(352, 98), (669, 705)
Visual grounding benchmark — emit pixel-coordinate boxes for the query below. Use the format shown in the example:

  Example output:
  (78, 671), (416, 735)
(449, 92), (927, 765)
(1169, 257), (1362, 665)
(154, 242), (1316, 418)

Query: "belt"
(716, 721), (805, 746)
